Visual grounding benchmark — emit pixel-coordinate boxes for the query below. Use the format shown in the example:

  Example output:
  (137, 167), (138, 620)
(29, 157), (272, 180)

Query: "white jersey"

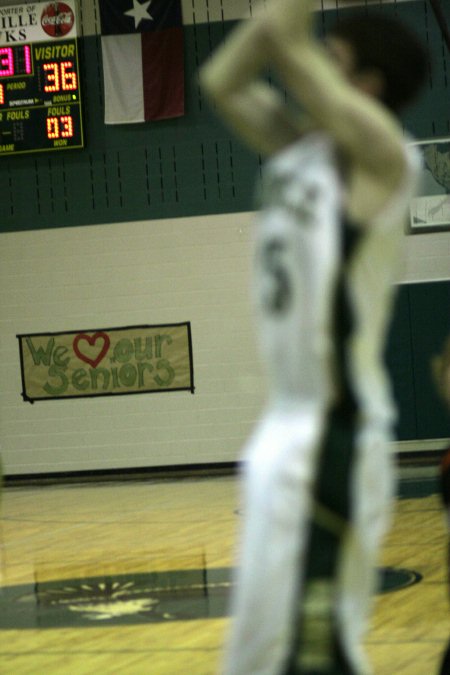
(253, 132), (421, 425)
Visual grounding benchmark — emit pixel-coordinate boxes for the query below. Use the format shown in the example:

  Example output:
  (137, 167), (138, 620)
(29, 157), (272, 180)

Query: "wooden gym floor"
(0, 470), (448, 674)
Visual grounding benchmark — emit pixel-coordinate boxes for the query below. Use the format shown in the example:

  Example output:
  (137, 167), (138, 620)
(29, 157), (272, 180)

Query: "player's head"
(327, 14), (429, 112)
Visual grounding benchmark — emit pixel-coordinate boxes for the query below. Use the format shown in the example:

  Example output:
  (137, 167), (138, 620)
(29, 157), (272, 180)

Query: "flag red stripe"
(141, 27), (184, 121)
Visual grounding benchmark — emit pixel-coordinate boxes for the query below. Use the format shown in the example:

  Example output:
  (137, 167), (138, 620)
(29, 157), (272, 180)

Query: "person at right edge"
(200, 2), (429, 674)
(433, 338), (450, 675)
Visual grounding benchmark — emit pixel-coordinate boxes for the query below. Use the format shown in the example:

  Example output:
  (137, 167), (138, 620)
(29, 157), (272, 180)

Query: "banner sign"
(0, 1), (80, 46)
(17, 322), (194, 403)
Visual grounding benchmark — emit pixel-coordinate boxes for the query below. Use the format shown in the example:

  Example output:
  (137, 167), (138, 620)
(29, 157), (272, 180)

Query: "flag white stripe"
(101, 34), (144, 124)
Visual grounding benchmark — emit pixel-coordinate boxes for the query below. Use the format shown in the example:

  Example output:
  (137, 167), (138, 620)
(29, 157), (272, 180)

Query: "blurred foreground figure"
(201, 4), (428, 674)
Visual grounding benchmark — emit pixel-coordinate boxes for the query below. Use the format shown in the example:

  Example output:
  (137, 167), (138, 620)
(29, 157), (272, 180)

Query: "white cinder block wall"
(0, 213), (267, 474)
(400, 231), (450, 284)
(1, 213), (449, 475)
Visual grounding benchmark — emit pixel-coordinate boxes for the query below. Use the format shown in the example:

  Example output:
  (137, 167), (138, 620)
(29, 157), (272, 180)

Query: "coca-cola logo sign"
(41, 2), (75, 38)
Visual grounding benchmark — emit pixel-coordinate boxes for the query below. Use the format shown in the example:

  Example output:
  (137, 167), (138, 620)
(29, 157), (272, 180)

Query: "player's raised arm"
(199, 6), (313, 156)
(200, 0), (427, 215)
(261, 0), (406, 181)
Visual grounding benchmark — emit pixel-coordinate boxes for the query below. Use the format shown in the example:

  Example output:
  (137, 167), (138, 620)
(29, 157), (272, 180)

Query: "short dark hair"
(330, 14), (429, 112)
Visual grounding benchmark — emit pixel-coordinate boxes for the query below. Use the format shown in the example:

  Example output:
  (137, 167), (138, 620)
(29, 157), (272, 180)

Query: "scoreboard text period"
(0, 2), (83, 156)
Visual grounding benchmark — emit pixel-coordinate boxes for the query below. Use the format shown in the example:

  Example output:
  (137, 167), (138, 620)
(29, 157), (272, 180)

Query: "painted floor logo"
(0, 567), (421, 629)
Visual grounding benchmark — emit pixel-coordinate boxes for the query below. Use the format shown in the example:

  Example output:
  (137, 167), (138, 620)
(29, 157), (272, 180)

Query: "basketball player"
(200, 3), (428, 674)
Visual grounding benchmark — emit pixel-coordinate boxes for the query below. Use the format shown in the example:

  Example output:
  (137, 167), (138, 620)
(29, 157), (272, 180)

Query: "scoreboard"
(0, 1), (83, 156)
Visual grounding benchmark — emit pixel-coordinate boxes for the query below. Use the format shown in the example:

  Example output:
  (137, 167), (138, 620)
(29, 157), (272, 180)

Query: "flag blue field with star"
(99, 0), (182, 35)
(99, 0), (184, 123)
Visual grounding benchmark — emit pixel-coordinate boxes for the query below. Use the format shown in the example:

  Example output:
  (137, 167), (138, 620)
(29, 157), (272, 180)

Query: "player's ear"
(351, 68), (386, 102)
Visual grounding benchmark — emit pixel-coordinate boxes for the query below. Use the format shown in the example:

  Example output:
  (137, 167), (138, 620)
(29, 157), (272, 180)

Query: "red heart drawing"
(73, 332), (111, 368)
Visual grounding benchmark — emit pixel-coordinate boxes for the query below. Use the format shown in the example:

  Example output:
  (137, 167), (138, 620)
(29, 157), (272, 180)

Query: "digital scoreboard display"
(0, 1), (83, 156)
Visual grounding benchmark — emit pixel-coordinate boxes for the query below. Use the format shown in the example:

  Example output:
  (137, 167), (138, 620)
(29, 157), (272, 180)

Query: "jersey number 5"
(262, 239), (291, 314)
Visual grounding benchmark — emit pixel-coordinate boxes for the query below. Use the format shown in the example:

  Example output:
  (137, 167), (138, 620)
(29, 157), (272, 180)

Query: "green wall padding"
(386, 287), (418, 440)
(386, 281), (450, 441)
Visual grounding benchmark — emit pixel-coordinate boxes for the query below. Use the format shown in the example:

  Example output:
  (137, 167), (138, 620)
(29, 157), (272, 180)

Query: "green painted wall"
(0, 1), (449, 232)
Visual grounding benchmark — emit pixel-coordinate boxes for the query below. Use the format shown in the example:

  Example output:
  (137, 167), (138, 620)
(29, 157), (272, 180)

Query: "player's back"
(253, 132), (420, 426)
(253, 133), (343, 408)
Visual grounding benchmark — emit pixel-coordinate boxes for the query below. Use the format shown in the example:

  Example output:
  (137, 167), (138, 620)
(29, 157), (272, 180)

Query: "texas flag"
(99, 0), (184, 124)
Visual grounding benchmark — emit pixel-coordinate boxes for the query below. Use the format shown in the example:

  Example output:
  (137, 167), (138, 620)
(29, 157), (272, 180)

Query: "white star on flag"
(125, 0), (153, 29)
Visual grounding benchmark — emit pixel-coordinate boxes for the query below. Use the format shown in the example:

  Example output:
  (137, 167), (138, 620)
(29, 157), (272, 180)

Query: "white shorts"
(222, 404), (395, 675)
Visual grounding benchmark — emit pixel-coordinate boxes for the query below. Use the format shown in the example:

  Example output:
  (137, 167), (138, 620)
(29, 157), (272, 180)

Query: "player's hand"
(263, 0), (313, 43)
